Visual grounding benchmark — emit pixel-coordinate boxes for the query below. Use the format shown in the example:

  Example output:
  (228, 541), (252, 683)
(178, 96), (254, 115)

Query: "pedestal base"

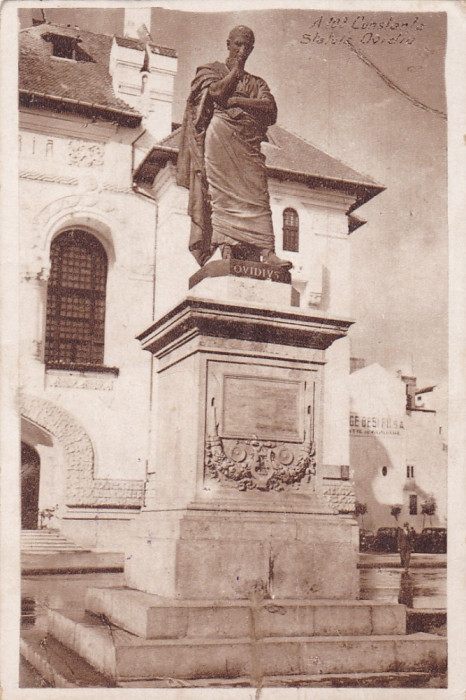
(85, 588), (406, 640)
(124, 508), (359, 600)
(188, 259), (298, 308)
(44, 602), (446, 684)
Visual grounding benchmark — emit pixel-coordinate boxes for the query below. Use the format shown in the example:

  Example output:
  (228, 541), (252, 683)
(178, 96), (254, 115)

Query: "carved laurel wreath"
(205, 433), (316, 492)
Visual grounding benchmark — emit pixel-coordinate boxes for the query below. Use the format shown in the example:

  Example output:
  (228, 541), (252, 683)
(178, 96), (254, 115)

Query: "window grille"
(45, 230), (107, 367)
(282, 208), (299, 252)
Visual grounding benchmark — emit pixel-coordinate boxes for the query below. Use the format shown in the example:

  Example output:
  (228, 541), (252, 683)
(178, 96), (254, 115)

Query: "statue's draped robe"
(177, 62), (277, 265)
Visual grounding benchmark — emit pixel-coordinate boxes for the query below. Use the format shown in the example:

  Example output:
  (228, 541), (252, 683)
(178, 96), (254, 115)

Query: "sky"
(19, 5), (448, 388)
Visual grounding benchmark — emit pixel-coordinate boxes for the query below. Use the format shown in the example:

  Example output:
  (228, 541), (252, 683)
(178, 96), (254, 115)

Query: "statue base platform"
(189, 259), (298, 307)
(42, 597), (446, 684)
(189, 259), (292, 287)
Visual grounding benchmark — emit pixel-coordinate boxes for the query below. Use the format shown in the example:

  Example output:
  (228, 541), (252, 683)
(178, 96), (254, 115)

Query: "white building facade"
(18, 13), (382, 548)
(349, 363), (447, 532)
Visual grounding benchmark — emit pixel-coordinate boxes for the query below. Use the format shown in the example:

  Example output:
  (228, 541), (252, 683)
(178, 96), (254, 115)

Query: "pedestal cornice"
(137, 297), (354, 358)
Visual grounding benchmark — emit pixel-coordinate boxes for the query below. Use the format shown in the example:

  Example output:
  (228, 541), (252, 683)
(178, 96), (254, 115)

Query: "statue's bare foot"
(220, 244), (233, 260)
(233, 244), (261, 261)
(220, 244), (261, 261)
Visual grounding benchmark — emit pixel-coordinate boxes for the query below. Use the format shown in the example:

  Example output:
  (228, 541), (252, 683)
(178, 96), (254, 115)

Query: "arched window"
(45, 229), (108, 367)
(282, 208), (299, 252)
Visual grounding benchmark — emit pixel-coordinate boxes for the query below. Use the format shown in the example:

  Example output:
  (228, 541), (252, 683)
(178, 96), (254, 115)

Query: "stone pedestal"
(188, 259), (299, 307)
(126, 265), (359, 600)
(29, 265), (447, 686)
(125, 509), (358, 600)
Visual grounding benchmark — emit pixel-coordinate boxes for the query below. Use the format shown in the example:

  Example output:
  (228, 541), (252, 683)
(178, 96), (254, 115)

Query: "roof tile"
(19, 23), (176, 119)
(157, 124), (380, 188)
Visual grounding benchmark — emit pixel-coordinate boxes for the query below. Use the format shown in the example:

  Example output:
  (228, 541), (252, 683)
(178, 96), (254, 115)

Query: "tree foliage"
(354, 501), (367, 517)
(421, 498), (437, 516)
(421, 497), (437, 527)
(390, 505), (402, 522)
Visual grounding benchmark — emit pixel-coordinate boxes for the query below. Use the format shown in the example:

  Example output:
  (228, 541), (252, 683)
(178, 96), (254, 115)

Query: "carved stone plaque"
(221, 375), (303, 442)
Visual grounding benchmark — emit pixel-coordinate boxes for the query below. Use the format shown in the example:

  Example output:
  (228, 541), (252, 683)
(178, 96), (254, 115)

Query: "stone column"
(19, 265), (50, 386)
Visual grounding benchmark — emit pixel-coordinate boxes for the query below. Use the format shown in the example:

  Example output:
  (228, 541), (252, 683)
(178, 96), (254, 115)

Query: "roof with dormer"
(135, 124), (384, 215)
(19, 22), (176, 126)
(19, 22), (383, 214)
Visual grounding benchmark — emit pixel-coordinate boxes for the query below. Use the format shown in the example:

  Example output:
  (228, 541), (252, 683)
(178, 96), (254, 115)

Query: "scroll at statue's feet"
(261, 249), (293, 268)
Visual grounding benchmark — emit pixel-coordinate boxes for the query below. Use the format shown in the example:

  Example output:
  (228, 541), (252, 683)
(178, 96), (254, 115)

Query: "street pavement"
(359, 552), (446, 568)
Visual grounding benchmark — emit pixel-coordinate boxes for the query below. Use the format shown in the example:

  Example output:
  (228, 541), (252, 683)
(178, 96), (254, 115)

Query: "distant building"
(18, 10), (382, 548)
(349, 363), (447, 532)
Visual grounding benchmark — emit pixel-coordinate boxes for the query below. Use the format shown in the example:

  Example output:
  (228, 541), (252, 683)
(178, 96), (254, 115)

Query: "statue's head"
(227, 25), (255, 64)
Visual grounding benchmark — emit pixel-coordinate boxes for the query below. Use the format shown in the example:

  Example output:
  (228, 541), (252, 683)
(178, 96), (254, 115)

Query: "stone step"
(19, 629), (440, 689)
(22, 551), (124, 575)
(119, 671), (439, 688)
(47, 608), (446, 682)
(22, 547), (88, 553)
(20, 629), (115, 688)
(21, 536), (84, 549)
(21, 541), (85, 552)
(21, 531), (75, 536)
(21, 530), (89, 553)
(85, 586), (406, 639)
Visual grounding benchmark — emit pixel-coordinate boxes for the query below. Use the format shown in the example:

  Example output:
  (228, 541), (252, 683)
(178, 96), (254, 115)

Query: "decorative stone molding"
(19, 393), (143, 508)
(20, 267), (50, 283)
(323, 481), (356, 513)
(34, 192), (124, 238)
(68, 140), (105, 168)
(20, 172), (133, 196)
(45, 372), (116, 391)
(307, 292), (323, 306)
(205, 402), (316, 492)
(102, 184), (135, 194)
(30, 192), (124, 273)
(20, 169), (79, 185)
(197, 336), (324, 363)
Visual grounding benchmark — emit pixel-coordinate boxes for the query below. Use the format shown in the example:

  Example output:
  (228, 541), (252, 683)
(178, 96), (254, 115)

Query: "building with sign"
(349, 362), (447, 532)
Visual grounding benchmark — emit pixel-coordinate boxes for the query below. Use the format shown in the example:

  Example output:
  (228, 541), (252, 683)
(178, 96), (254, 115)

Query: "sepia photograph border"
(1, 0), (465, 698)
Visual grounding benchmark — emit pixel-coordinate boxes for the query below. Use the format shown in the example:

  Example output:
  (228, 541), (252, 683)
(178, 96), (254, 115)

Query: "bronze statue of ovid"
(177, 25), (292, 269)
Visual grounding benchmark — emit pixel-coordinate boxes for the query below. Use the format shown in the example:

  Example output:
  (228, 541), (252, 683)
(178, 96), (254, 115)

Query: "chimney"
(109, 9), (177, 141)
(401, 374), (417, 411)
(124, 8), (152, 40)
(142, 46), (178, 141)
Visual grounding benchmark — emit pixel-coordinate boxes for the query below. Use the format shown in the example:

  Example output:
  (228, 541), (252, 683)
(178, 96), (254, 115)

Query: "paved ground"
(359, 553), (446, 569)
(360, 566), (445, 611)
(21, 550), (446, 576)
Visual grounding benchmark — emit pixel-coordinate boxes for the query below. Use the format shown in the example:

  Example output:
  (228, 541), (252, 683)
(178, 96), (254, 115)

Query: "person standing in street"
(397, 521), (413, 570)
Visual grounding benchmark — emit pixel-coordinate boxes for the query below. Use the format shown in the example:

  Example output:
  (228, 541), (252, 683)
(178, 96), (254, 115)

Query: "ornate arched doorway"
(21, 442), (41, 529)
